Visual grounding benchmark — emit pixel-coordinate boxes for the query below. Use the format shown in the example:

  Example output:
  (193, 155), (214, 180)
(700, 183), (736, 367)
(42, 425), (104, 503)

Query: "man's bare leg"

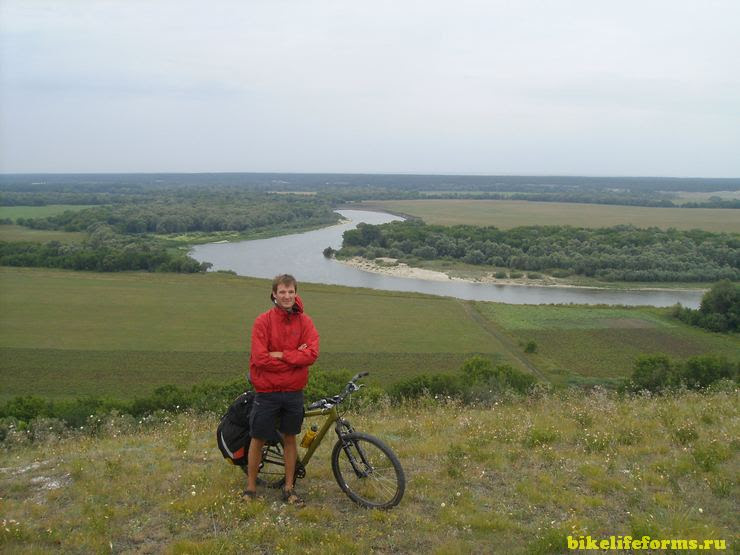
(283, 434), (297, 490)
(246, 437), (265, 493)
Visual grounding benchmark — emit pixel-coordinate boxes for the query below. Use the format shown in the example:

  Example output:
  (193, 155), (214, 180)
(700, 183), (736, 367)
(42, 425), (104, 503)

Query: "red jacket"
(249, 295), (320, 393)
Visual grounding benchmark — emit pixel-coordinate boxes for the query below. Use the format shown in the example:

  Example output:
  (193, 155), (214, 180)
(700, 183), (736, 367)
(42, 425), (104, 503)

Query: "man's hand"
(270, 344), (306, 359)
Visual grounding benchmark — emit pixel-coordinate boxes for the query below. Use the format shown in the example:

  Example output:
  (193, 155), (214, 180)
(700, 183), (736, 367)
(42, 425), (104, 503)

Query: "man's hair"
(272, 274), (298, 293)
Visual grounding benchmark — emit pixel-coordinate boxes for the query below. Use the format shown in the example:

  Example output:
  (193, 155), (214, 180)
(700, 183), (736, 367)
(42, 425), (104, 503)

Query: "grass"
(0, 267), (506, 400)
(360, 199), (740, 233)
(1, 389), (737, 553)
(0, 225), (86, 244)
(1, 267), (736, 399)
(474, 304), (740, 386)
(0, 204), (95, 221)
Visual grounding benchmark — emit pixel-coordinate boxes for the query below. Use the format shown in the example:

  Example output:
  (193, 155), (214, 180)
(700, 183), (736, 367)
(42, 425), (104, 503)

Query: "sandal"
(281, 487), (305, 506)
(241, 490), (258, 501)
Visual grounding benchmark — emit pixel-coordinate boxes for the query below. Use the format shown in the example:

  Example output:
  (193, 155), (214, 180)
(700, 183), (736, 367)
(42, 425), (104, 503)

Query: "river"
(189, 209), (704, 308)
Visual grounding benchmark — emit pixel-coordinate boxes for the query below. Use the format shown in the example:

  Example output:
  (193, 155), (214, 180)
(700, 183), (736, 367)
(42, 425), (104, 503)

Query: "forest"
(337, 221), (740, 282)
(0, 186), (339, 273)
(2, 172), (739, 208)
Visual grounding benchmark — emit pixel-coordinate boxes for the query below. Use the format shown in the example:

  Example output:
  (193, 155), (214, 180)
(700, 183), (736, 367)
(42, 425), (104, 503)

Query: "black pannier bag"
(216, 390), (282, 467)
(216, 391), (255, 466)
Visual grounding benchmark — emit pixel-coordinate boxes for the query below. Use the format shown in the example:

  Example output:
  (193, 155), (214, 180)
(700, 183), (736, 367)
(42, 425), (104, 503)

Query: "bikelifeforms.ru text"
(568, 535), (727, 551)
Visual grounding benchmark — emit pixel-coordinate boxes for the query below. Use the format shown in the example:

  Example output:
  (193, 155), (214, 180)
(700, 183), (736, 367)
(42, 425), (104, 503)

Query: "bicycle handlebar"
(306, 372), (369, 410)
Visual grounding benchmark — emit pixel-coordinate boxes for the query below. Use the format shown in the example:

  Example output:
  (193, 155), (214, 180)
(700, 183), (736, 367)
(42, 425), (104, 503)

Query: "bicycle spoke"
(333, 433), (405, 508)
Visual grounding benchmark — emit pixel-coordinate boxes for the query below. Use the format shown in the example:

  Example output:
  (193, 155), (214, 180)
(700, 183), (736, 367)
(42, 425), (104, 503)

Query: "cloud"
(1, 0), (739, 174)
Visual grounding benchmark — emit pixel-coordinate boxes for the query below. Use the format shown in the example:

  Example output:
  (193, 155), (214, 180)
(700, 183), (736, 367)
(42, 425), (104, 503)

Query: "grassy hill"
(2, 267), (738, 401)
(1, 389), (736, 553)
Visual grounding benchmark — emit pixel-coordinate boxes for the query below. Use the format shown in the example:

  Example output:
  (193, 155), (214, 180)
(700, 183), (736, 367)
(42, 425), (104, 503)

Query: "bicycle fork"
(335, 418), (373, 478)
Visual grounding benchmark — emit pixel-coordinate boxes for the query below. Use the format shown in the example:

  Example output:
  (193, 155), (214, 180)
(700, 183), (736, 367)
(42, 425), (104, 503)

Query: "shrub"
(629, 354), (677, 392)
(674, 280), (740, 332)
(388, 356), (538, 402)
(628, 354), (738, 393)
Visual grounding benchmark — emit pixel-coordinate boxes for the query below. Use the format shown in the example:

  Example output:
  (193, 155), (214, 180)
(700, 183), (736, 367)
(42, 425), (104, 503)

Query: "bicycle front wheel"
(331, 432), (405, 509)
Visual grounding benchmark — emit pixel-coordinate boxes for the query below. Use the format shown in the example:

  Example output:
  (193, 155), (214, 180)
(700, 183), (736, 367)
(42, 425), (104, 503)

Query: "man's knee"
(282, 434), (297, 446)
(249, 437), (265, 454)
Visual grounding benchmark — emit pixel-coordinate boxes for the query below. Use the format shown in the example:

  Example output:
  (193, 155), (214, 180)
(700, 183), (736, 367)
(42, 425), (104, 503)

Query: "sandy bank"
(336, 257), (706, 292)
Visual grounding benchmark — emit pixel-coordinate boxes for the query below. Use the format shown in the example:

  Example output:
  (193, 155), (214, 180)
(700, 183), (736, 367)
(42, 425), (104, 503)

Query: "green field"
(674, 190), (740, 204)
(361, 199), (740, 232)
(474, 304), (739, 386)
(1, 267), (737, 400)
(0, 224), (87, 243)
(0, 267), (513, 400)
(0, 204), (95, 221)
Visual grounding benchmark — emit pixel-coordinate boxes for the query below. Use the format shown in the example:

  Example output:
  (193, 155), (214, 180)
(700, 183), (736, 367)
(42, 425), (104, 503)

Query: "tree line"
(1, 190), (341, 274)
(16, 193), (338, 234)
(0, 225), (208, 273)
(4, 174), (738, 209)
(337, 221), (740, 282)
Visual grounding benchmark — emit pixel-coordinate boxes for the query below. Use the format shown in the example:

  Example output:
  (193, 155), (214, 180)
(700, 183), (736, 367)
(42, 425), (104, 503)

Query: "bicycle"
(256, 372), (406, 509)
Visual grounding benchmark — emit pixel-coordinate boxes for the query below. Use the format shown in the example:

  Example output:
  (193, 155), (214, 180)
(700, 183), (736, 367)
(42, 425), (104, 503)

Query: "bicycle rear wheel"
(331, 432), (405, 509)
(258, 441), (287, 488)
(258, 440), (303, 489)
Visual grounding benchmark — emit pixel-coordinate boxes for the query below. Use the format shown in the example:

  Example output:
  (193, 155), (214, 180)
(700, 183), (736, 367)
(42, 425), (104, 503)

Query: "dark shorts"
(250, 391), (304, 439)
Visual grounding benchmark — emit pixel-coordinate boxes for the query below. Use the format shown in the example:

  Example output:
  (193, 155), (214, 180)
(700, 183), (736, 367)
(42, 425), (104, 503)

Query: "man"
(245, 274), (319, 505)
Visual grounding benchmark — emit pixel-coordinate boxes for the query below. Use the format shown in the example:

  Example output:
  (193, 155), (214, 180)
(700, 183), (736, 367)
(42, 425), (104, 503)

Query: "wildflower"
(440, 502), (446, 507)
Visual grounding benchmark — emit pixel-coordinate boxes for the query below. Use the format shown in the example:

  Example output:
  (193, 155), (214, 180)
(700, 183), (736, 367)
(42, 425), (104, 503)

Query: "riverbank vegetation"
(0, 183), (340, 273)
(672, 280), (740, 333)
(337, 220), (739, 283)
(2, 173), (738, 279)
(1, 387), (736, 553)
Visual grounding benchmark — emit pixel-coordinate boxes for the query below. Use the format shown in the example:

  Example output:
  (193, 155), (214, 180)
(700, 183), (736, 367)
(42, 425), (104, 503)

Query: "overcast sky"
(1, 1), (739, 176)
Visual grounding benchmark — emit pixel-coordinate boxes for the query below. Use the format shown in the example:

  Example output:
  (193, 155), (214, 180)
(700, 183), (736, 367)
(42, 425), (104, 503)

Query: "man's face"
(274, 283), (296, 310)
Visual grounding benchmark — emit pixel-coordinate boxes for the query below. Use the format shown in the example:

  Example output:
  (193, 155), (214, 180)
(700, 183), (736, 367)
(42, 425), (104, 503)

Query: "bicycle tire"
(331, 432), (405, 509)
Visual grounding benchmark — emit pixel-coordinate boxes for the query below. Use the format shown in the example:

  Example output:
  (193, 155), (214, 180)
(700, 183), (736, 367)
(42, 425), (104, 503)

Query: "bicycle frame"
(299, 405), (344, 467)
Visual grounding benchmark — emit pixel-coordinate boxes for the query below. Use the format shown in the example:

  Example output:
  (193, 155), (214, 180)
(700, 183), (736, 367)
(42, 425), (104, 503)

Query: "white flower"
(440, 502), (446, 507)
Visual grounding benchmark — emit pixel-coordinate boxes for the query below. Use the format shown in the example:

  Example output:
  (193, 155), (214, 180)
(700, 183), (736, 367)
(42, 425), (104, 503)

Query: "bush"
(389, 356), (537, 402)
(628, 354), (738, 393)
(674, 281), (740, 332)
